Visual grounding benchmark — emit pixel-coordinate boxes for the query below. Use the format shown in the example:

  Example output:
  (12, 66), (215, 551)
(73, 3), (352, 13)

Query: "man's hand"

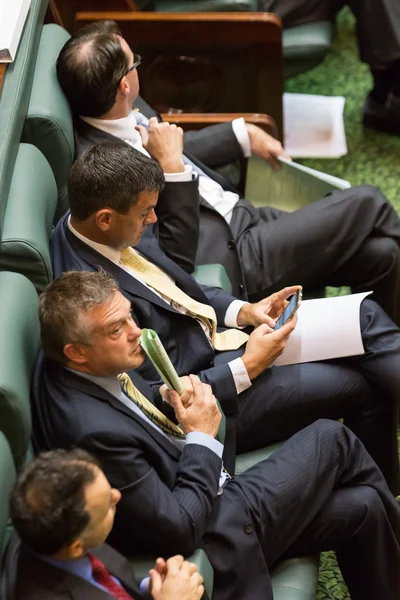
(160, 376), (194, 408)
(246, 123), (291, 170)
(242, 316), (297, 380)
(149, 555), (204, 600)
(167, 374), (221, 437)
(136, 116), (185, 173)
(237, 286), (302, 328)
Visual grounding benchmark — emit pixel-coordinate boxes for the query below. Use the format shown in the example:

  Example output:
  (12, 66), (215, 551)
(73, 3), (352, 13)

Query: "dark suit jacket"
(2, 536), (146, 600)
(31, 359), (274, 600)
(51, 214), (243, 419)
(74, 96), (250, 299)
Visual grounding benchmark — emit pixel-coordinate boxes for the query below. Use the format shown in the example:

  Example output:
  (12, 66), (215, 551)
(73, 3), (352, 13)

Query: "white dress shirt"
(68, 219), (252, 394)
(80, 111), (251, 224)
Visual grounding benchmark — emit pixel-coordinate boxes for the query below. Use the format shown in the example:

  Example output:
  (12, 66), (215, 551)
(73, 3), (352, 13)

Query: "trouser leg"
(328, 236), (400, 325)
(346, 0), (400, 66)
(235, 186), (400, 319)
(223, 344), (399, 492)
(282, 486), (400, 600)
(233, 420), (400, 599)
(257, 0), (400, 66)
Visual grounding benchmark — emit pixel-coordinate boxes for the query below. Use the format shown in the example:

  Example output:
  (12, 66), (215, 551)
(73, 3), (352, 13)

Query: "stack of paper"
(0, 0), (31, 63)
(283, 93), (348, 158)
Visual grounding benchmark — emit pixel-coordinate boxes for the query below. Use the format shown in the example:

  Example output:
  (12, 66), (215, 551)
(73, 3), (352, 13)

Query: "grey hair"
(39, 270), (119, 364)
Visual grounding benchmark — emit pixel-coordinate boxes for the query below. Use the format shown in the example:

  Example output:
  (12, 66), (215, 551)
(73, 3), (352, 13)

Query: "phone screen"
(274, 291), (302, 331)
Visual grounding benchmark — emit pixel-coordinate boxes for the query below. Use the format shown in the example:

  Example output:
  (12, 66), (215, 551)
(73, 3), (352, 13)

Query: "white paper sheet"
(274, 292), (371, 367)
(0, 0), (31, 62)
(283, 93), (348, 159)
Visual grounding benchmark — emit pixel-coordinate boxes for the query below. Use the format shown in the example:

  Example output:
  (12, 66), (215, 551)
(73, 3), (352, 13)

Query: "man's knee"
(309, 418), (348, 440)
(360, 298), (397, 330)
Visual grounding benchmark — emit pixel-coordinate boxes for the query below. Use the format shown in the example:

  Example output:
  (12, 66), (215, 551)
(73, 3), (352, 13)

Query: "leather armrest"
(161, 112), (278, 138)
(193, 264), (233, 295)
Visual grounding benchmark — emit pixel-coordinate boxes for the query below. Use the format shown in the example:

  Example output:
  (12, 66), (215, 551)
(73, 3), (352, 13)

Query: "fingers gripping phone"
(274, 289), (302, 331)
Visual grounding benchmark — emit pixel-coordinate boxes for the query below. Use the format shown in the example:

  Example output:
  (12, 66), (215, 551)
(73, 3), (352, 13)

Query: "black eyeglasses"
(125, 54), (142, 76)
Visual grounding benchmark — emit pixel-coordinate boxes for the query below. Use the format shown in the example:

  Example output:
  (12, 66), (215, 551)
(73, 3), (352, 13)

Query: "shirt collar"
(80, 111), (149, 154)
(68, 216), (121, 265)
(65, 367), (122, 400)
(35, 552), (92, 582)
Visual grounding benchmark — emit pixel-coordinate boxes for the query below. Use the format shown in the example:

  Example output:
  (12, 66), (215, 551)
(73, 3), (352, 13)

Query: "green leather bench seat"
(283, 21), (334, 78)
(0, 144), (57, 293)
(0, 0), (49, 234)
(22, 24), (74, 222)
(0, 272), (40, 470)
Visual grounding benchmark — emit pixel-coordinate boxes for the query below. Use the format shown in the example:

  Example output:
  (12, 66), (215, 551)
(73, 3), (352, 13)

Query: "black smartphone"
(274, 289), (302, 331)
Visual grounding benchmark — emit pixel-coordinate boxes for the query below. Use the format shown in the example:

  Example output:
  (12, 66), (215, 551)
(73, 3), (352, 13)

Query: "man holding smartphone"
(50, 142), (400, 496)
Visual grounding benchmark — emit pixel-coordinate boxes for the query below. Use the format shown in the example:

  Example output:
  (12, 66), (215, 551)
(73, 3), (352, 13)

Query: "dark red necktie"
(88, 553), (135, 599)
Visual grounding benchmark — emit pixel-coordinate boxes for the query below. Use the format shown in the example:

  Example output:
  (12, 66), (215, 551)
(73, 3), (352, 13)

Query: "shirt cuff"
(164, 164), (193, 182)
(231, 118), (252, 158)
(185, 431), (224, 459)
(228, 357), (252, 394)
(225, 300), (250, 328)
(140, 577), (151, 596)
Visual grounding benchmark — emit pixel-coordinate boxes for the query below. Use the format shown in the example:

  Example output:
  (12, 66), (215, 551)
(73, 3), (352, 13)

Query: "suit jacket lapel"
(56, 363), (182, 461)
(63, 218), (210, 309)
(19, 548), (136, 600)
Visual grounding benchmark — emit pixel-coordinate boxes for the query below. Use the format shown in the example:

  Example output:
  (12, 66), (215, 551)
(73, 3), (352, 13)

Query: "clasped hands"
(148, 554), (204, 600)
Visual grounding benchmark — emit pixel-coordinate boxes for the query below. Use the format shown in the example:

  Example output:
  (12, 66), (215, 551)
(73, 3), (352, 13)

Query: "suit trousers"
(214, 419), (400, 600)
(257, 0), (400, 66)
(232, 185), (400, 325)
(215, 299), (400, 493)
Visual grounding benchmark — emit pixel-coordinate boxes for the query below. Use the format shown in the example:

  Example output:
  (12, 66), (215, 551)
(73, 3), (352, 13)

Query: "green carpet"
(285, 8), (400, 599)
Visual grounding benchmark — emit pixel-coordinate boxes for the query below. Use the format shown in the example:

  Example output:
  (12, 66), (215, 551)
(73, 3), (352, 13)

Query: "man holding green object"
(51, 142), (400, 496)
(32, 269), (400, 600)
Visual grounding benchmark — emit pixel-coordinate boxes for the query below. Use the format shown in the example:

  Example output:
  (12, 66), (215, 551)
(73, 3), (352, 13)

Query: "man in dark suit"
(55, 20), (400, 323)
(51, 141), (400, 493)
(5, 448), (204, 600)
(258, 0), (400, 135)
(31, 269), (400, 600)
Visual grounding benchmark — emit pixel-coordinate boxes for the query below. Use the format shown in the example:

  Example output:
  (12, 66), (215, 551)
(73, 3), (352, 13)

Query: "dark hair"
(68, 142), (165, 221)
(10, 449), (101, 555)
(39, 270), (119, 364)
(56, 21), (129, 117)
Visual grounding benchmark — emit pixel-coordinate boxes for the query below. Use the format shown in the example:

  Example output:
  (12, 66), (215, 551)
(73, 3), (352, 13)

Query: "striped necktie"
(120, 247), (249, 351)
(118, 372), (185, 439)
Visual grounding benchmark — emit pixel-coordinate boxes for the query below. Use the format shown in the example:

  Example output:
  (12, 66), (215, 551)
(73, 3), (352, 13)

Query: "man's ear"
(117, 75), (130, 99)
(66, 537), (86, 560)
(96, 209), (114, 233)
(63, 342), (89, 365)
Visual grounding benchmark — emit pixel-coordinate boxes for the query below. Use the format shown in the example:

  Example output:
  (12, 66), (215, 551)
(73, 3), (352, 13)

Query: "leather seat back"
(0, 272), (40, 469)
(22, 24), (73, 222)
(0, 0), (48, 234)
(0, 144), (57, 293)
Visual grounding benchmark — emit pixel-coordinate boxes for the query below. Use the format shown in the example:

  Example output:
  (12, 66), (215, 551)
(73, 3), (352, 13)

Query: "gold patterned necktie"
(120, 247), (249, 351)
(118, 372), (185, 439)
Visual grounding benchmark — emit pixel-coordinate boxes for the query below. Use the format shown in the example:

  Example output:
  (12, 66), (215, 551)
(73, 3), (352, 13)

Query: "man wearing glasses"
(56, 20), (400, 326)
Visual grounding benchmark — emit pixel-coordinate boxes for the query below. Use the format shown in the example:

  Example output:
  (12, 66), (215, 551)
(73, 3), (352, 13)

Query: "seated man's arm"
(153, 181), (200, 274)
(183, 122), (244, 168)
(77, 429), (222, 555)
